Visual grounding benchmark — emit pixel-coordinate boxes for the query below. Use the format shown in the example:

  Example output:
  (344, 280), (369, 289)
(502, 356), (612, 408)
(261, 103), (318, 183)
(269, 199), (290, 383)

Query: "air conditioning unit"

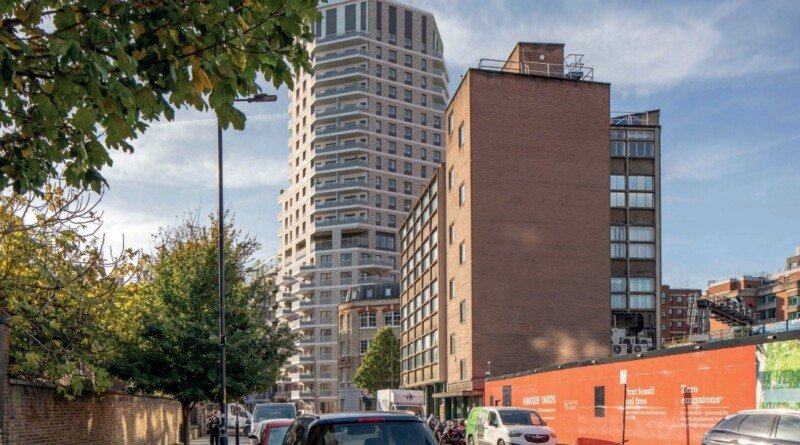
(612, 344), (629, 356)
(611, 328), (627, 345)
(632, 344), (648, 354)
(638, 338), (653, 348)
(622, 337), (638, 347)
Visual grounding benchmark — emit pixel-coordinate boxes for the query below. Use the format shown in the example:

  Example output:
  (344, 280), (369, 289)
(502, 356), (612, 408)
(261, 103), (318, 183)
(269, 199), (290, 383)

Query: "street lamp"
(218, 92), (277, 445)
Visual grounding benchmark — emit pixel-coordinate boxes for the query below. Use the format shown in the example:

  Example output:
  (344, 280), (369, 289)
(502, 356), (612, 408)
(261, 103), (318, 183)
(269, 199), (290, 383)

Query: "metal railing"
(315, 198), (369, 210)
(610, 112), (657, 126)
(315, 216), (369, 227)
(341, 237), (369, 248)
(314, 179), (369, 191)
(316, 104), (369, 118)
(317, 66), (368, 80)
(316, 84), (368, 99)
(315, 123), (368, 137)
(315, 159), (368, 172)
(315, 141), (369, 155)
(315, 30), (369, 45)
(314, 240), (333, 251)
(315, 48), (368, 63)
(663, 319), (800, 348)
(477, 55), (594, 81)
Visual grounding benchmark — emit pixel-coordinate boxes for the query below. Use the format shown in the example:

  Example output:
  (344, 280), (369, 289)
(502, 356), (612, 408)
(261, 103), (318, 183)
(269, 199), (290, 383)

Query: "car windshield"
(307, 420), (436, 445)
(499, 411), (544, 426)
(267, 426), (290, 445)
(254, 405), (295, 422)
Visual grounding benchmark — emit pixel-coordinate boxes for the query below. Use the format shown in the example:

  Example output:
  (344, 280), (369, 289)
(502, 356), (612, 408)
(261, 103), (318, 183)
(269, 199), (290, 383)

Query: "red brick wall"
(3, 382), (181, 445)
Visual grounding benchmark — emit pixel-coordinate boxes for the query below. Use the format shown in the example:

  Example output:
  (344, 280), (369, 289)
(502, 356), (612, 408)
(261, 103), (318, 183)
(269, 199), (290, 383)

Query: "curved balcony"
(313, 198), (369, 213)
(314, 123), (369, 139)
(315, 104), (369, 120)
(314, 159), (369, 173)
(314, 179), (369, 192)
(315, 48), (369, 68)
(314, 142), (369, 157)
(356, 257), (395, 271)
(315, 66), (369, 87)
(315, 84), (368, 102)
(314, 30), (369, 50)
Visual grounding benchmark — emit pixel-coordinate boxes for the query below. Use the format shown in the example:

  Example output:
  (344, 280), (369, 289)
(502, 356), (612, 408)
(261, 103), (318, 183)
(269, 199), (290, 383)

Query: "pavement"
(190, 434), (250, 445)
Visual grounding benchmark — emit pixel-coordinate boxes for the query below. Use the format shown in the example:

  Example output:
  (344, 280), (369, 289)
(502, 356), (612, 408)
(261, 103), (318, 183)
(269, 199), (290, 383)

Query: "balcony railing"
(341, 237), (369, 248)
(317, 66), (368, 80)
(315, 216), (369, 227)
(315, 141), (369, 155)
(315, 198), (369, 211)
(315, 123), (368, 137)
(316, 84), (367, 99)
(315, 48), (368, 64)
(315, 159), (368, 172)
(314, 240), (333, 251)
(315, 30), (369, 45)
(316, 104), (369, 119)
(314, 179), (369, 191)
(358, 257), (395, 267)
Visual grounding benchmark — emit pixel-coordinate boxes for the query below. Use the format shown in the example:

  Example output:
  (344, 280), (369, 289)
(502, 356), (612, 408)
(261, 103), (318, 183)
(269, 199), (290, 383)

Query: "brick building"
(401, 42), (622, 418)
(659, 285), (702, 343)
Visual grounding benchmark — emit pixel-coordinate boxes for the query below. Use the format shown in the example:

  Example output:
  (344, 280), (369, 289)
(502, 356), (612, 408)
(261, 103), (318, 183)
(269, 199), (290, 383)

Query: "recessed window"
(458, 123), (465, 147)
(629, 193), (654, 208)
(449, 334), (456, 355)
(459, 242), (466, 264)
(448, 224), (455, 244)
(459, 183), (466, 206)
(629, 227), (655, 242)
(360, 312), (376, 328)
(448, 112), (454, 134)
(360, 339), (372, 354)
(448, 168), (454, 190)
(460, 359), (467, 380)
(610, 192), (626, 207)
(610, 175), (626, 190)
(449, 278), (456, 300)
(459, 300), (467, 322)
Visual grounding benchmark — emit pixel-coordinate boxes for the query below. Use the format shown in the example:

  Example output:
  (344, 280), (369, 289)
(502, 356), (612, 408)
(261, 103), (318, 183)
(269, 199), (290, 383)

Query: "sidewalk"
(190, 435), (250, 445)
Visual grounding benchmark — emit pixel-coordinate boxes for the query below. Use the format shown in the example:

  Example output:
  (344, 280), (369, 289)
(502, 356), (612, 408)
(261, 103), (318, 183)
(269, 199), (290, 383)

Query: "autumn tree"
(0, 0), (319, 194)
(113, 213), (295, 444)
(0, 185), (146, 397)
(353, 326), (401, 396)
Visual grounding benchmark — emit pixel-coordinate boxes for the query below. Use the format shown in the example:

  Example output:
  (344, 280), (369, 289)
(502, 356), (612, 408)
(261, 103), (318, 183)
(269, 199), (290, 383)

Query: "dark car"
(704, 409), (800, 445)
(283, 412), (437, 445)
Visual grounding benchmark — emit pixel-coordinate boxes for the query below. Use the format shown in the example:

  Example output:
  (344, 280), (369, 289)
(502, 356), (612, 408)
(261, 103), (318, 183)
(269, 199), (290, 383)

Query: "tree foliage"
(0, 185), (146, 398)
(112, 212), (295, 443)
(353, 326), (401, 395)
(0, 0), (319, 194)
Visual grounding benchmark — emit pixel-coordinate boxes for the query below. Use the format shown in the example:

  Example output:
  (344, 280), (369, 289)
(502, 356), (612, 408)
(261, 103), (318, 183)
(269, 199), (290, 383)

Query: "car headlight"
(507, 430), (523, 437)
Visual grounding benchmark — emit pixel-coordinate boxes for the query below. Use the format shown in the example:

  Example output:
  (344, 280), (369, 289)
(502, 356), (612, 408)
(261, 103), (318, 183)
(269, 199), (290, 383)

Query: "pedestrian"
(207, 410), (222, 445)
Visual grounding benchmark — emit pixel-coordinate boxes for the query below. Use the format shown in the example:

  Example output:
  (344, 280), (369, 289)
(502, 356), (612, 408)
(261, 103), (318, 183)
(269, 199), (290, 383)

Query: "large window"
(611, 226), (626, 241)
(628, 141), (654, 157)
(611, 277), (627, 292)
(629, 227), (655, 242)
(360, 312), (376, 328)
(629, 295), (655, 310)
(360, 339), (372, 354)
(629, 193), (654, 208)
(376, 232), (396, 250)
(629, 244), (655, 259)
(610, 175), (626, 190)
(611, 243), (627, 259)
(611, 294), (627, 309)
(628, 176), (654, 191)
(630, 278), (655, 293)
(610, 141), (625, 156)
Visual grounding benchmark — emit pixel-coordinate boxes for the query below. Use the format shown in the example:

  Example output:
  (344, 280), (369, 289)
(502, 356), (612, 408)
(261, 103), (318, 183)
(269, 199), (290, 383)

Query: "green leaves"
(353, 327), (402, 395)
(1, 0), (320, 195)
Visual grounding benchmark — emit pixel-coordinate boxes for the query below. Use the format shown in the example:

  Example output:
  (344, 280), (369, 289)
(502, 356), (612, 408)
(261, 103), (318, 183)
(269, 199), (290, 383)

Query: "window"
(629, 193), (654, 208)
(433, 133), (441, 146)
(388, 159), (396, 172)
(611, 243), (627, 259)
(449, 278), (456, 300)
(388, 105), (396, 118)
(360, 339), (372, 354)
(594, 386), (606, 418)
(629, 295), (655, 310)
(404, 71), (412, 85)
(375, 102), (382, 115)
(404, 162), (412, 175)
(388, 50), (396, 63)
(388, 196), (396, 209)
(610, 175), (626, 190)
(610, 141), (625, 156)
(629, 176), (654, 191)
(433, 116), (441, 129)
(460, 359), (467, 380)
(388, 67), (396, 80)
(611, 226), (626, 241)
(448, 168), (454, 190)
(404, 108), (412, 122)
(611, 277), (627, 292)
(630, 278), (655, 293)
(611, 294), (626, 309)
(629, 227), (655, 242)
(459, 242), (466, 264)
(449, 334), (456, 355)
(628, 141), (654, 157)
(459, 183), (466, 205)
(384, 311), (401, 326)
(388, 123), (396, 136)
(448, 224), (455, 244)
(375, 64), (382, 77)
(388, 85), (396, 98)
(376, 232), (395, 250)
(433, 150), (441, 163)
(404, 54), (412, 66)
(627, 130), (654, 141)
(448, 112), (454, 134)
(737, 414), (777, 437)
(629, 244), (655, 259)
(458, 123), (465, 147)
(360, 312), (376, 328)
(610, 192), (626, 207)
(403, 126), (412, 139)
(376, 46), (382, 59)
(776, 415), (800, 440)
(610, 130), (626, 140)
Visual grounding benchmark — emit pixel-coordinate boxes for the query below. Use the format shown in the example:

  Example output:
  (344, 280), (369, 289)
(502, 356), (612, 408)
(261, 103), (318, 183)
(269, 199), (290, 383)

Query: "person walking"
(207, 410), (222, 445)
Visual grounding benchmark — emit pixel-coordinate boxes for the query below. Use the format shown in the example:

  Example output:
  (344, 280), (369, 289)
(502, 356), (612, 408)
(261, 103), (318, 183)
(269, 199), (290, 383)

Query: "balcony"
(314, 123), (369, 138)
(314, 30), (369, 49)
(357, 257), (395, 269)
(315, 48), (368, 68)
(288, 354), (315, 365)
(316, 84), (368, 100)
(314, 159), (369, 173)
(290, 318), (335, 330)
(316, 66), (369, 86)
(314, 198), (369, 212)
(276, 292), (295, 303)
(313, 240), (333, 251)
(315, 104), (369, 120)
(279, 274), (296, 285)
(290, 390), (312, 400)
(314, 216), (369, 228)
(314, 179), (369, 192)
(341, 237), (370, 249)
(315, 141), (369, 156)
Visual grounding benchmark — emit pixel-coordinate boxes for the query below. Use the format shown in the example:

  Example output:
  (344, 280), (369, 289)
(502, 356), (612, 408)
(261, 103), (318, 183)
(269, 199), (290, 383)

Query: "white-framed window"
(360, 312), (376, 328)
(384, 311), (401, 326)
(360, 339), (372, 354)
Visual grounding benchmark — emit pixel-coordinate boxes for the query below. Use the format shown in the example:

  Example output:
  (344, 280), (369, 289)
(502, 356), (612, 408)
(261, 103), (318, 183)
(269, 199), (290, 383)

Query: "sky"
(98, 0), (800, 289)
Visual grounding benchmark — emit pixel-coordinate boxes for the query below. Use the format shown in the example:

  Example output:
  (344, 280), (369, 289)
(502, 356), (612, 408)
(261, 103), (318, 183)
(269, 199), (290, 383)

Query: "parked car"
(465, 407), (557, 445)
(283, 412), (437, 445)
(247, 403), (298, 434)
(703, 409), (800, 444)
(248, 418), (294, 445)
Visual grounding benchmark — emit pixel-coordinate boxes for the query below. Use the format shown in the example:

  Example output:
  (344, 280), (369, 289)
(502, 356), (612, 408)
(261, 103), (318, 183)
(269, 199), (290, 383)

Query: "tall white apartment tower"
(276, 0), (448, 413)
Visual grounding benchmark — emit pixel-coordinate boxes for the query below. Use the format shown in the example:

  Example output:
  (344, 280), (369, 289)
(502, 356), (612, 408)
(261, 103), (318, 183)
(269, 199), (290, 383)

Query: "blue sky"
(99, 0), (800, 289)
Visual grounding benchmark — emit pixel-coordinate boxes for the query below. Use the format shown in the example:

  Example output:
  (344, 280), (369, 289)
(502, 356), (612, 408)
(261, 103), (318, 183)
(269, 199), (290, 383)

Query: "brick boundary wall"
(1, 316), (182, 445)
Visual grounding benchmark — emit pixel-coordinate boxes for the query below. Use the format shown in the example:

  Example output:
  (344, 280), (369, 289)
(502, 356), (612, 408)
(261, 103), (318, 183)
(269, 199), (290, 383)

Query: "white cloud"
(105, 111), (290, 190)
(410, 0), (797, 95)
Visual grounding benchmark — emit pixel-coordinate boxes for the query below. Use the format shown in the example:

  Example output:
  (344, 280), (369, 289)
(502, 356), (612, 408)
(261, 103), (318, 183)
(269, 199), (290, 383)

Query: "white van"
(466, 407), (557, 445)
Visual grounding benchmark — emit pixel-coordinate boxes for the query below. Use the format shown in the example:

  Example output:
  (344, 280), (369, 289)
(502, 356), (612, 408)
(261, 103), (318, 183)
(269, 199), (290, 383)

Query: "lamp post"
(218, 93), (277, 445)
